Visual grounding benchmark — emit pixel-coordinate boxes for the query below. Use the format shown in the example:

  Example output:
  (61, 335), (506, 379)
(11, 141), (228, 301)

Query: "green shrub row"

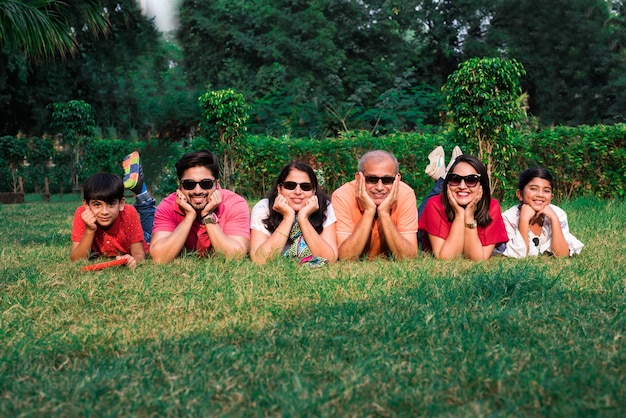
(2, 125), (624, 201)
(224, 125), (625, 202)
(510, 125), (626, 200)
(0, 136), (142, 195)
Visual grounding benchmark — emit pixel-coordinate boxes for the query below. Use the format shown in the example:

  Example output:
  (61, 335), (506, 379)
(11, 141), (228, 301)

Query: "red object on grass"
(81, 258), (127, 271)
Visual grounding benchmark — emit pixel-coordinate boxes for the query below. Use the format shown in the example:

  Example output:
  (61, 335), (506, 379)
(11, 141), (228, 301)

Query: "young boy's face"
(85, 199), (124, 228)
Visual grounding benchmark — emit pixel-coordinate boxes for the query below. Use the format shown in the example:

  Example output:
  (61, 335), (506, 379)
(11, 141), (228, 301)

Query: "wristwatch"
(201, 212), (218, 225)
(465, 220), (477, 229)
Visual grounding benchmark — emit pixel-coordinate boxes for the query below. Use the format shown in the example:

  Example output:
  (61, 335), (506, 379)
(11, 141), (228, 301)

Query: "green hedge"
(229, 125), (625, 202)
(509, 125), (626, 201)
(227, 131), (448, 200)
(0, 138), (142, 194)
(3, 124), (625, 201)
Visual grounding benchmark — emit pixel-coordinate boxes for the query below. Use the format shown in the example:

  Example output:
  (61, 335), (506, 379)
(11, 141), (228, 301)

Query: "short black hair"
(517, 167), (554, 191)
(175, 150), (220, 180)
(83, 172), (124, 203)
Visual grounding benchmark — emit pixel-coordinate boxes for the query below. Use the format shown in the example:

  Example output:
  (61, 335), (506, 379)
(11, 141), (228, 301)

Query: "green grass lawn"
(1, 195), (624, 416)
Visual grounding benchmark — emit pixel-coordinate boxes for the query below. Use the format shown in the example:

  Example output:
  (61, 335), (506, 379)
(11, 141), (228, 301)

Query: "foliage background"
(3, 0), (626, 139)
(2, 124), (623, 202)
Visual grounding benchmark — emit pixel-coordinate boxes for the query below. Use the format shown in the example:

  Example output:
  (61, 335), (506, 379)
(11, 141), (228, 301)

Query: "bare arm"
(429, 217), (464, 259)
(70, 207), (97, 261)
(250, 225), (291, 264)
(337, 211), (375, 260)
(462, 186), (494, 261)
(299, 222), (338, 262)
(542, 206), (570, 257)
(70, 230), (95, 261)
(296, 196), (338, 262)
(204, 223), (249, 259)
(203, 189), (249, 259)
(126, 241), (146, 264)
(149, 215), (196, 264)
(376, 175), (417, 259)
(377, 213), (417, 259)
(516, 204), (535, 256)
(337, 173), (379, 261)
(462, 229), (496, 260)
(250, 196), (294, 263)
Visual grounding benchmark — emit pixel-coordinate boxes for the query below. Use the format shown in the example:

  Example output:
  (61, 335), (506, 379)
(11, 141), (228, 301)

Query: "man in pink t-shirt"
(150, 150), (250, 263)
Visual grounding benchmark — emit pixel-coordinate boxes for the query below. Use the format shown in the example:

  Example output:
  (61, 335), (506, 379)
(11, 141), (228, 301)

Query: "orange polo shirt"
(332, 180), (418, 259)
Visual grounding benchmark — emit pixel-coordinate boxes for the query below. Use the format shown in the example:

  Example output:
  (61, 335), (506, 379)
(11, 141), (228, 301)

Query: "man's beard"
(188, 193), (209, 211)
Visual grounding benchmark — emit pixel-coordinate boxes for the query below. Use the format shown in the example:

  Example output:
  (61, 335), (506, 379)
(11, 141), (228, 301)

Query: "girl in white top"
(501, 167), (583, 258)
(250, 161), (338, 264)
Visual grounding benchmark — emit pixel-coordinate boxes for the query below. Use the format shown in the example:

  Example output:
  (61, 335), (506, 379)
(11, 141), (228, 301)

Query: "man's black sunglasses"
(281, 181), (314, 191)
(364, 175), (395, 185)
(447, 174), (481, 187)
(180, 179), (216, 190)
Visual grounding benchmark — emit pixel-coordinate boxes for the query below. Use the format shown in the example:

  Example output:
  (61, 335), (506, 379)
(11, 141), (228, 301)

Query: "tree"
(0, 0), (185, 138)
(443, 57), (526, 191)
(0, 135), (26, 192)
(413, 0), (496, 85)
(178, 0), (430, 137)
(0, 0), (109, 60)
(198, 89), (250, 190)
(488, 0), (620, 125)
(48, 100), (96, 191)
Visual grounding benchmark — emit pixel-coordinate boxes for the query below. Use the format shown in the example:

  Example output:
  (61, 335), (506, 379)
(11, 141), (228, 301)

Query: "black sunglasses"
(447, 174), (481, 187)
(281, 181), (314, 191)
(364, 175), (395, 185)
(180, 178), (216, 190)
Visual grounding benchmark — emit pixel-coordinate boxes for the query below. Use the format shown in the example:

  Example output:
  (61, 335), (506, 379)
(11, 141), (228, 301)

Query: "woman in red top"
(418, 155), (507, 260)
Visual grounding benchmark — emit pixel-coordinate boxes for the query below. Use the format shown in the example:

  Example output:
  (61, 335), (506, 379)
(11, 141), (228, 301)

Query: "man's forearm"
(378, 213), (417, 259)
(150, 218), (194, 263)
(337, 213), (375, 260)
(205, 224), (248, 259)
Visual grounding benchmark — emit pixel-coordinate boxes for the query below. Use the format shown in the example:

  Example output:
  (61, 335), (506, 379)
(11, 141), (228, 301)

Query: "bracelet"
(275, 229), (289, 239)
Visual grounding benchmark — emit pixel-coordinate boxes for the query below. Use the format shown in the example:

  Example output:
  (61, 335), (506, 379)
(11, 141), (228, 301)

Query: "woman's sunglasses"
(447, 174), (481, 188)
(281, 181), (314, 191)
(180, 179), (216, 190)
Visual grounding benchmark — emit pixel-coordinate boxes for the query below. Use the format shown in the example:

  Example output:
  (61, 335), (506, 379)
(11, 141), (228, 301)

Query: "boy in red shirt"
(70, 172), (148, 268)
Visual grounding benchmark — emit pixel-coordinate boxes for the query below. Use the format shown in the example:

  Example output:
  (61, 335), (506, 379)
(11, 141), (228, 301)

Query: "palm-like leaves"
(0, 0), (109, 59)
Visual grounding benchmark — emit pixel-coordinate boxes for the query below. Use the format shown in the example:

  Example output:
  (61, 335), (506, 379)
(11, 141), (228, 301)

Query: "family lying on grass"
(70, 148), (584, 268)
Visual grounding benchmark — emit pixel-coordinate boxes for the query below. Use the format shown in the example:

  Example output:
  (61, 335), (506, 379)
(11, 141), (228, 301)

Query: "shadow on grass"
(2, 264), (625, 416)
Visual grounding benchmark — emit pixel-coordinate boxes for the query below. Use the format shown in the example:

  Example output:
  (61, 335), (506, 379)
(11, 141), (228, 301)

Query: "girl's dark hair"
(517, 167), (554, 191)
(264, 162), (330, 235)
(175, 149), (220, 180)
(441, 154), (493, 226)
(83, 172), (124, 203)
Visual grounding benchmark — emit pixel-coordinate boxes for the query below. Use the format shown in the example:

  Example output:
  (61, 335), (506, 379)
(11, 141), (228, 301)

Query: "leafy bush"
(508, 125), (626, 201)
(0, 135), (27, 192)
(231, 125), (624, 201)
(198, 89), (250, 189)
(233, 131), (453, 199)
(81, 139), (144, 181)
(3, 124), (624, 200)
(444, 57), (526, 191)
